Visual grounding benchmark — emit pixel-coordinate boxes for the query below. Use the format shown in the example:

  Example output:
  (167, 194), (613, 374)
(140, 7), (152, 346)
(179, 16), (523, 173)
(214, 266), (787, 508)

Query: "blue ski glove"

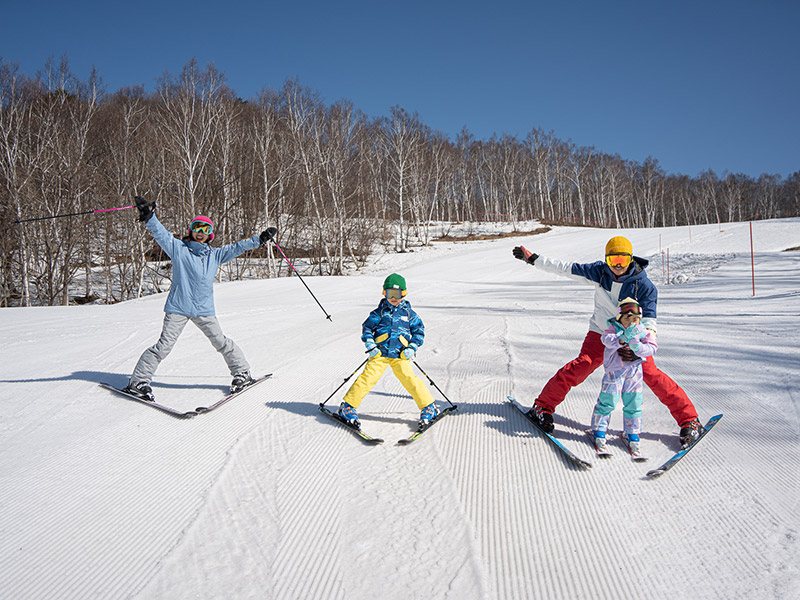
(402, 347), (416, 360)
(365, 339), (380, 359)
(620, 324), (645, 343)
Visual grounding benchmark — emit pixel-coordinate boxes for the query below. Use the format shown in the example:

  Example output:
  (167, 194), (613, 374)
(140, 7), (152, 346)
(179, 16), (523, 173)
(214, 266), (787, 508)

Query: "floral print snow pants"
(591, 364), (643, 435)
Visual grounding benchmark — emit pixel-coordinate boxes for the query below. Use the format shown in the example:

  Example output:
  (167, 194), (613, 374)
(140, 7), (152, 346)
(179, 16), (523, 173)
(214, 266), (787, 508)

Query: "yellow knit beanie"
(605, 236), (632, 256)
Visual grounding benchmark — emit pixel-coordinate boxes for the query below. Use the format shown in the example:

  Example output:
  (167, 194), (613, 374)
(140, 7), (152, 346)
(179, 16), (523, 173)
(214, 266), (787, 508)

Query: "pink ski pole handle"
(92, 205), (135, 214)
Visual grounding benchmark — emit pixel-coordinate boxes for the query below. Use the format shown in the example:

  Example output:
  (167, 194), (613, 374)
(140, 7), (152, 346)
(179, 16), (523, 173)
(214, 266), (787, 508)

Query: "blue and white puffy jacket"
(533, 255), (659, 335)
(146, 215), (261, 317)
(361, 298), (426, 359)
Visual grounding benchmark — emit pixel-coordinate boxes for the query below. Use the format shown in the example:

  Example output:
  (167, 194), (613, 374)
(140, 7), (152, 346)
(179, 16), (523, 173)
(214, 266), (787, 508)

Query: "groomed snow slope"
(1, 219), (798, 599)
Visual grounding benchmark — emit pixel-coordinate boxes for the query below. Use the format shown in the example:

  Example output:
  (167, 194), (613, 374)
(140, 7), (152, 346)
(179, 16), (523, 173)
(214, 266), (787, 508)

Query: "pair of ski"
(585, 430), (648, 462)
(100, 374), (272, 418)
(508, 396), (723, 477)
(319, 404), (457, 445)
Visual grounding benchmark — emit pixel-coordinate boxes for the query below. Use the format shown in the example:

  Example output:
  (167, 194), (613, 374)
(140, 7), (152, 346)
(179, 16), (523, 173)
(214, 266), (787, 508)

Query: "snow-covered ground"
(1, 219), (798, 600)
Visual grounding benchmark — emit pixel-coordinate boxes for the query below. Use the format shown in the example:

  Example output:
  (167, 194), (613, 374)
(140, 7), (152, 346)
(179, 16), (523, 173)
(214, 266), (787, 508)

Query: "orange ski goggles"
(605, 253), (632, 269)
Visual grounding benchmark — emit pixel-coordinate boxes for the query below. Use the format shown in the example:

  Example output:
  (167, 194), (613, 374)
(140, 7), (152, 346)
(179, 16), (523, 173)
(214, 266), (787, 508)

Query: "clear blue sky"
(2, 0), (798, 179)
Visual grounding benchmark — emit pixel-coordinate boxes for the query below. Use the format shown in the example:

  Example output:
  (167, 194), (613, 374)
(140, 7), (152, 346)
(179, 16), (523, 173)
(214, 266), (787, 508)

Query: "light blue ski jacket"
(145, 215), (261, 317)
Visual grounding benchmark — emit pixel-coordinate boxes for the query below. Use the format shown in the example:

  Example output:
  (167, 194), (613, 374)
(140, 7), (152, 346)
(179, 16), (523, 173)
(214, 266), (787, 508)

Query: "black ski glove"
(260, 227), (277, 246)
(134, 195), (155, 223)
(512, 245), (539, 265)
(617, 346), (639, 361)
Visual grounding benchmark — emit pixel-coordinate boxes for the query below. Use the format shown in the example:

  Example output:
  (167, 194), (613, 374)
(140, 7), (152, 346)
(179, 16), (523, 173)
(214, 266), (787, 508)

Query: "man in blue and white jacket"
(513, 236), (705, 448)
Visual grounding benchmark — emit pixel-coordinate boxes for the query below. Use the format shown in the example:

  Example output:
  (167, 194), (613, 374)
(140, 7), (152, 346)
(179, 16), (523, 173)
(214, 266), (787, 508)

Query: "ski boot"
(679, 418), (706, 449)
(230, 371), (255, 394)
(621, 431), (642, 456)
(338, 402), (360, 429)
(526, 403), (554, 433)
(592, 430), (608, 452)
(419, 403), (439, 428)
(123, 381), (155, 402)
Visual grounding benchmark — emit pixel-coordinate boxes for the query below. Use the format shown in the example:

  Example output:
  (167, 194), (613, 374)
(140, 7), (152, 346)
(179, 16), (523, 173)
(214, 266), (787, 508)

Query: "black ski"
(646, 414), (723, 477)
(397, 405), (458, 445)
(100, 383), (196, 418)
(318, 405), (384, 444)
(194, 374), (272, 414)
(508, 396), (592, 469)
(100, 374), (272, 418)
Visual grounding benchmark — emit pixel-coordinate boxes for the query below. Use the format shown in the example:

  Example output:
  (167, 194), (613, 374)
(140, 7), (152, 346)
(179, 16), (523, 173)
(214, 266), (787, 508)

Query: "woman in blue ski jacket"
(123, 196), (276, 401)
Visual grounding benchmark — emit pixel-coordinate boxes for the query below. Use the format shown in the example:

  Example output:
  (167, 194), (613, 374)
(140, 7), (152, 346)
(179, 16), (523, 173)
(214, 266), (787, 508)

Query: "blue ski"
(646, 414), (723, 477)
(508, 396), (592, 469)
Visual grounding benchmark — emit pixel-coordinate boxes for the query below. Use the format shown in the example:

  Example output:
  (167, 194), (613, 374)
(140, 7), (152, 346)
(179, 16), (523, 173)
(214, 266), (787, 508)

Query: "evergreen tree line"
(1, 58), (798, 307)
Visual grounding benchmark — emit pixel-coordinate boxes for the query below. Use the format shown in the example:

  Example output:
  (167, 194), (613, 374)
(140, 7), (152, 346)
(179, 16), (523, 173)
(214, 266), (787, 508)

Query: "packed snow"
(1, 218), (799, 600)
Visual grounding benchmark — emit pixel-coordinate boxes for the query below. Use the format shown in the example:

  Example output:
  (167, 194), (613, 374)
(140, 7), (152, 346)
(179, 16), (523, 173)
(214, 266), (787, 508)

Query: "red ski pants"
(535, 331), (698, 425)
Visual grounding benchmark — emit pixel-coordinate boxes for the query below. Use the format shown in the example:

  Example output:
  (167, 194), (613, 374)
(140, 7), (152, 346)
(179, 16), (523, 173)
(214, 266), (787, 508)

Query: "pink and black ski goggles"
(618, 302), (642, 316)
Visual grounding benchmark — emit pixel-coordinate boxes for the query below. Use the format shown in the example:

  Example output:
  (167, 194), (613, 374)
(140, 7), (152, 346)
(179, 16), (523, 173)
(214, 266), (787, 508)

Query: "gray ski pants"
(130, 313), (250, 385)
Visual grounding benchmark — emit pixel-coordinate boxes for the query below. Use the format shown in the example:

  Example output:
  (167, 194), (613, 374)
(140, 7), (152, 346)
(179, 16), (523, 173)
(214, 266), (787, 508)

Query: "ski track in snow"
(1, 219), (799, 599)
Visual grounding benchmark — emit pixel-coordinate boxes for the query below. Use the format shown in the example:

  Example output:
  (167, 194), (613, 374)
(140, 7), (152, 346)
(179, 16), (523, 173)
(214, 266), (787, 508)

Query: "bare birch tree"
(155, 59), (224, 216)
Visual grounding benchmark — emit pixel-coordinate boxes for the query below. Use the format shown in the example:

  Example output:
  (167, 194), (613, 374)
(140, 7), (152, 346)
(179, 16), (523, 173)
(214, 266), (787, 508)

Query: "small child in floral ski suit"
(590, 297), (658, 453)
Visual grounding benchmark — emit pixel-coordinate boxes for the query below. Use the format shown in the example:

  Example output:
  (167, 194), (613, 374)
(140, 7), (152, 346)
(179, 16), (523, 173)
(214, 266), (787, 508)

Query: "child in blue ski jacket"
(338, 273), (437, 429)
(590, 297), (658, 454)
(124, 196), (276, 401)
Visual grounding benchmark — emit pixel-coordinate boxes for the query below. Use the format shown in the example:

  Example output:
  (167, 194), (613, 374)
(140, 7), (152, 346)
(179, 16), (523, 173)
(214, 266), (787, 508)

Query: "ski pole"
(412, 359), (457, 409)
(319, 356), (369, 407)
(271, 240), (333, 321)
(13, 205), (136, 224)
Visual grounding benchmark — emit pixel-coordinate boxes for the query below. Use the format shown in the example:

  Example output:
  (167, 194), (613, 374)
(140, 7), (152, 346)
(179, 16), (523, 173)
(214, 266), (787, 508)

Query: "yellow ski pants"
(342, 356), (435, 409)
